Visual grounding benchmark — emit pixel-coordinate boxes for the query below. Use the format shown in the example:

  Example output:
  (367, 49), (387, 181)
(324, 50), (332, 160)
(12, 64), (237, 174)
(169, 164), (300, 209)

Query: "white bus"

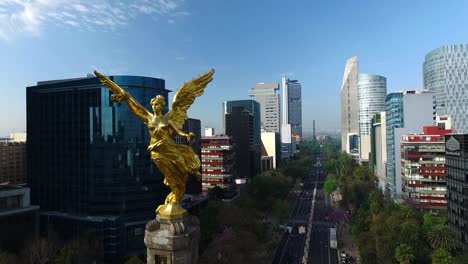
(329, 228), (337, 249)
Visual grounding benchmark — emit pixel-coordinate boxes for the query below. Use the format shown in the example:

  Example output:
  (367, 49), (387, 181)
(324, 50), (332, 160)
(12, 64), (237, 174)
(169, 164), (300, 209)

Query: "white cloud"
(168, 19), (175, 24)
(0, 0), (186, 41)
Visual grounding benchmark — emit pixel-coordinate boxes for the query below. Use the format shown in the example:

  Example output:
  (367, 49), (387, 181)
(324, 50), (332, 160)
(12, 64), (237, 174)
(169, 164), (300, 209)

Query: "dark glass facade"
(445, 134), (468, 249)
(27, 75), (170, 260)
(225, 100), (261, 176)
(225, 106), (256, 179)
(287, 79), (302, 142)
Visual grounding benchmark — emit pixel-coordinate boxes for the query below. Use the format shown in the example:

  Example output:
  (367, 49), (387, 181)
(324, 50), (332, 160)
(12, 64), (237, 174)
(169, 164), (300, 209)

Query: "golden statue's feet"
(156, 203), (188, 219)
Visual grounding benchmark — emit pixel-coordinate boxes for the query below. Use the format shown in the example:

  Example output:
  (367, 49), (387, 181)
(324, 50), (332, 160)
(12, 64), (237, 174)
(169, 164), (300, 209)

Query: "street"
(272, 158), (338, 264)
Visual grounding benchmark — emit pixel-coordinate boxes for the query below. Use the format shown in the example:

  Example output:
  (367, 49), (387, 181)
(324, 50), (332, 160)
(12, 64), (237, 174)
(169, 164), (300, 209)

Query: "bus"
(329, 228), (337, 249)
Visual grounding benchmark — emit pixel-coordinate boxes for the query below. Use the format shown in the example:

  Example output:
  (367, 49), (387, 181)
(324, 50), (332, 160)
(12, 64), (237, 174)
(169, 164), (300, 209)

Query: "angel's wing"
(167, 69), (215, 131)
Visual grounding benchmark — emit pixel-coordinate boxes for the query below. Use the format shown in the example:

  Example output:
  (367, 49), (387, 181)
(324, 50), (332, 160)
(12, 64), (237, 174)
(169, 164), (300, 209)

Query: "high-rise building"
(424, 44), (468, 133)
(340, 56), (359, 154)
(286, 79), (302, 143)
(386, 90), (433, 197)
(248, 83), (280, 133)
(200, 135), (236, 198)
(225, 106), (257, 179)
(370, 112), (387, 193)
(313, 120), (316, 141)
(358, 73), (387, 164)
(27, 75), (170, 260)
(281, 76), (301, 156)
(401, 126), (453, 209)
(224, 100), (261, 177)
(174, 118), (202, 195)
(445, 134), (468, 249)
(0, 133), (27, 184)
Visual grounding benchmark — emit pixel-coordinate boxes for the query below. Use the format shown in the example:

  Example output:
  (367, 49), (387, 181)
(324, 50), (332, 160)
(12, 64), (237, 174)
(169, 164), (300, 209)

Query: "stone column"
(144, 214), (200, 264)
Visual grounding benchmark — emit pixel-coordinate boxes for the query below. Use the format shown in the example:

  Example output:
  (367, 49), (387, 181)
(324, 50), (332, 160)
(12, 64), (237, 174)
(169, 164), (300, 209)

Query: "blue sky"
(1, 0), (468, 136)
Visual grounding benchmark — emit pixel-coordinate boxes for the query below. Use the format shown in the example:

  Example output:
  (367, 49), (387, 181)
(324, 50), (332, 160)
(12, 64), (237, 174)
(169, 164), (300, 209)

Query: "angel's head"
(150, 95), (166, 114)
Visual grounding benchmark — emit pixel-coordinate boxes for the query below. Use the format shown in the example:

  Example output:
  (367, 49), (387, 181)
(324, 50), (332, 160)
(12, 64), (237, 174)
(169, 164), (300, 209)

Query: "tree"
(125, 255), (144, 264)
(423, 213), (447, 233)
(21, 238), (58, 264)
(400, 205), (415, 220)
(208, 186), (225, 200)
(395, 244), (415, 264)
(0, 251), (19, 264)
(428, 224), (457, 251)
(453, 249), (468, 264)
(432, 249), (454, 264)
(53, 232), (100, 264)
(272, 199), (288, 224)
(324, 178), (338, 195)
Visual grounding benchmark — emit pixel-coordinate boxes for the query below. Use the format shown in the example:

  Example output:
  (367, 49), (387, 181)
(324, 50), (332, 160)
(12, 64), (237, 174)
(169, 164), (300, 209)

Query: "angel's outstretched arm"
(94, 70), (151, 124)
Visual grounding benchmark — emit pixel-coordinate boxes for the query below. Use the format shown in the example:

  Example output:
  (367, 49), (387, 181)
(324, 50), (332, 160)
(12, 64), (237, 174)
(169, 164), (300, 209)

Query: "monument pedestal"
(144, 214), (200, 264)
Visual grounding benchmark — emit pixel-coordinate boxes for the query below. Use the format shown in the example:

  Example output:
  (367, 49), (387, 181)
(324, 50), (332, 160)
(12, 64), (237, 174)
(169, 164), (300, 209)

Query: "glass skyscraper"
(386, 92), (404, 195)
(358, 73), (387, 163)
(284, 79), (302, 143)
(27, 75), (170, 260)
(223, 100), (261, 177)
(424, 44), (468, 133)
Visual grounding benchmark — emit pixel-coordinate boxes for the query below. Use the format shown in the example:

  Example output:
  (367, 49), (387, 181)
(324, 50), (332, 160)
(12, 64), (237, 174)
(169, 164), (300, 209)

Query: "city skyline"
(2, 0), (468, 136)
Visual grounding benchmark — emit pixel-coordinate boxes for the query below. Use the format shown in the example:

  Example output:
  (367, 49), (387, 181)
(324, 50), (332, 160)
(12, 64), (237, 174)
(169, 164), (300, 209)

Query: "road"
(272, 158), (338, 264)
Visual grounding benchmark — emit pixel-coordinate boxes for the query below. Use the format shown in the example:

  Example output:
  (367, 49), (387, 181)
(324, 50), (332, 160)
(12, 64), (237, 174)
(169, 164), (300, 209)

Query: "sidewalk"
(331, 200), (359, 263)
(337, 221), (359, 262)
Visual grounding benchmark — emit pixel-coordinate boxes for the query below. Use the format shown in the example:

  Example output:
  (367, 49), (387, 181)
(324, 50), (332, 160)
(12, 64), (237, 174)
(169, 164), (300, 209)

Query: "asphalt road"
(273, 158), (338, 264)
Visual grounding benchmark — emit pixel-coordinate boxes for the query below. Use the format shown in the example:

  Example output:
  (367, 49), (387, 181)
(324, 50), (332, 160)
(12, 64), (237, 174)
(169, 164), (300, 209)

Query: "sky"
(1, 0), (468, 136)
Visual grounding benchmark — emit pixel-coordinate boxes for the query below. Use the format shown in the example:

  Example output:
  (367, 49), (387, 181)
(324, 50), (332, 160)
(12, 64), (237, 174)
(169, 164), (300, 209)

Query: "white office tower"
(340, 56), (359, 154)
(249, 83), (280, 133)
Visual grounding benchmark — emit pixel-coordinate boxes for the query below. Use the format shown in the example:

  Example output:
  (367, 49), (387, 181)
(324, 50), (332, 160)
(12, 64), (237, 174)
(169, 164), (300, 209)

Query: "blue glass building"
(358, 74), (387, 163)
(385, 91), (433, 197)
(385, 93), (404, 196)
(424, 44), (468, 133)
(27, 75), (170, 260)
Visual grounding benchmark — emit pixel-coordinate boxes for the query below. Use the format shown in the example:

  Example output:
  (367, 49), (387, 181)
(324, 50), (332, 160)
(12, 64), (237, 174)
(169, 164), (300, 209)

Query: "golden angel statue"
(94, 69), (214, 219)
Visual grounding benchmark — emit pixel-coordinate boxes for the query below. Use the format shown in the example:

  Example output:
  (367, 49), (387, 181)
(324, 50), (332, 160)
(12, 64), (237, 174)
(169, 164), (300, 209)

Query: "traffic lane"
(281, 221), (307, 263)
(308, 227), (339, 264)
(272, 231), (289, 264)
(308, 228), (328, 264)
